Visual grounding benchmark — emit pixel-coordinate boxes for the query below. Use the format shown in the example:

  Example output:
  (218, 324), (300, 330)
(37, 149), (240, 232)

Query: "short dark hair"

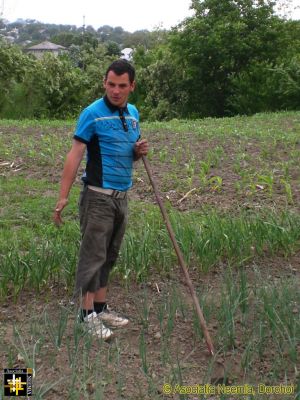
(105, 59), (135, 83)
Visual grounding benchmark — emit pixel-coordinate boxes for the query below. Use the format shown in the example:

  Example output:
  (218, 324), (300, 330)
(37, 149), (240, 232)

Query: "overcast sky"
(1, 0), (300, 32)
(1, 0), (195, 32)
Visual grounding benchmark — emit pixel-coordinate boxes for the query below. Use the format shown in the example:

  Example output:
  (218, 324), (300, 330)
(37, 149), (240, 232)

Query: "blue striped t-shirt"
(74, 96), (141, 191)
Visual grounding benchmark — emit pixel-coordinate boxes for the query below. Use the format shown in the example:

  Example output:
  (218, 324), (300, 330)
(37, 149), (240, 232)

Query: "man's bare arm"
(53, 139), (86, 225)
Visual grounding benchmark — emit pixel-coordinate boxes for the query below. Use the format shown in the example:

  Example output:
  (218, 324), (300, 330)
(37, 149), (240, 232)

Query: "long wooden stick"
(142, 156), (214, 356)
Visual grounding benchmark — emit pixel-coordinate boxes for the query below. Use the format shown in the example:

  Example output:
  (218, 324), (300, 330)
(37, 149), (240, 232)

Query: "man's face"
(103, 71), (135, 107)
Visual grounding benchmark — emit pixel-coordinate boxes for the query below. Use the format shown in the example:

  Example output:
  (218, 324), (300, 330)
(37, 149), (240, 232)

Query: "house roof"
(121, 47), (133, 54)
(26, 41), (66, 51)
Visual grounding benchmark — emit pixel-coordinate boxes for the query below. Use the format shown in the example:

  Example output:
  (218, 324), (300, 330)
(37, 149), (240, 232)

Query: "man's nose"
(113, 86), (120, 94)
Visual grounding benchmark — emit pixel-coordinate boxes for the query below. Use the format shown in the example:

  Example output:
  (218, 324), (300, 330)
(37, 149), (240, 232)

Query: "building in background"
(120, 47), (133, 61)
(25, 41), (67, 59)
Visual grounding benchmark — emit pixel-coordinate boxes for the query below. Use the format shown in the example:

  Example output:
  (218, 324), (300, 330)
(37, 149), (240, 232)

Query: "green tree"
(105, 41), (121, 56)
(9, 54), (87, 119)
(0, 40), (34, 115)
(169, 0), (289, 117)
(51, 32), (79, 47)
(133, 44), (187, 120)
(227, 56), (300, 114)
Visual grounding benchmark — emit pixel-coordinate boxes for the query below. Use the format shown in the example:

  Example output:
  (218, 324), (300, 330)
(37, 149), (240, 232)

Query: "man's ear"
(103, 77), (106, 89)
(131, 81), (136, 92)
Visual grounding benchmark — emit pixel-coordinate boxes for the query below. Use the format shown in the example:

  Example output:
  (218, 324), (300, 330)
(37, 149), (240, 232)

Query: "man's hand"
(134, 139), (149, 159)
(53, 198), (68, 226)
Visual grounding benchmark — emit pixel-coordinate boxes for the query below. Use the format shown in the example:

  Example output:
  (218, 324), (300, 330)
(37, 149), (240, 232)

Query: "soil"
(0, 122), (299, 399)
(0, 124), (300, 214)
(0, 258), (299, 399)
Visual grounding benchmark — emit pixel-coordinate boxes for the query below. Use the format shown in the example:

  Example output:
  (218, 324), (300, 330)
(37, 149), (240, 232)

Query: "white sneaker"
(84, 312), (113, 340)
(97, 306), (129, 328)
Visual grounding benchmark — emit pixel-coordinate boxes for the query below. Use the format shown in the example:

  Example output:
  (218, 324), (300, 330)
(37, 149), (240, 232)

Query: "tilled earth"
(0, 258), (299, 399)
(0, 118), (299, 399)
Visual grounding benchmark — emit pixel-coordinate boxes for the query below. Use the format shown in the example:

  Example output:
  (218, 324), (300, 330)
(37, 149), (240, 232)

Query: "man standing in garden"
(53, 59), (149, 339)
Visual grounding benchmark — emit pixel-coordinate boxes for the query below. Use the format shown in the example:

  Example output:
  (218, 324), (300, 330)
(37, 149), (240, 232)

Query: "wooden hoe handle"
(142, 155), (214, 356)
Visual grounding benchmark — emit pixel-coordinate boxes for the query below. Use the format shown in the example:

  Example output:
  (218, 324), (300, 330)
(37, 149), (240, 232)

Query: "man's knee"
(99, 260), (115, 287)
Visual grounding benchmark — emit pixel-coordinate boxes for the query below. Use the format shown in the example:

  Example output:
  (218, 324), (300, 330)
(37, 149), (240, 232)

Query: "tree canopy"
(0, 2), (299, 120)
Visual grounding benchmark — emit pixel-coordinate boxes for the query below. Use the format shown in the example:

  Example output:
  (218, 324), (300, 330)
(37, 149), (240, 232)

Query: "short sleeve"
(136, 122), (141, 141)
(73, 108), (95, 144)
(128, 104), (140, 141)
(135, 108), (141, 141)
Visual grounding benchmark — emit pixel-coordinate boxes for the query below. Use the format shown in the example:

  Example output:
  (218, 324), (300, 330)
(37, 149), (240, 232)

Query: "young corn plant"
(280, 178), (294, 204)
(198, 160), (210, 190)
(206, 145), (225, 168)
(184, 155), (196, 189)
(257, 173), (275, 197)
(233, 151), (251, 174)
(146, 147), (154, 160)
(208, 175), (223, 192)
(158, 146), (168, 162)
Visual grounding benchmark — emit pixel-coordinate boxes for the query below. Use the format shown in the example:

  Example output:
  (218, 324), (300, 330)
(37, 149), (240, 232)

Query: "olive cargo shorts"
(74, 186), (128, 296)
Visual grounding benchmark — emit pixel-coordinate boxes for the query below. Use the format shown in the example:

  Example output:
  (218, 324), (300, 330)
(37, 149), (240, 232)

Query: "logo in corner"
(3, 368), (33, 397)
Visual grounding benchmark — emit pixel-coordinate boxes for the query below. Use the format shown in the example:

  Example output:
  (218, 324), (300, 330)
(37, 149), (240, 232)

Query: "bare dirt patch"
(1, 122), (300, 214)
(0, 256), (299, 399)
(0, 118), (299, 398)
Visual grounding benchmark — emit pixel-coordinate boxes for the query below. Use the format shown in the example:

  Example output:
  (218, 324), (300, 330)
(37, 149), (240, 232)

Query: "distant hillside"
(0, 18), (163, 49)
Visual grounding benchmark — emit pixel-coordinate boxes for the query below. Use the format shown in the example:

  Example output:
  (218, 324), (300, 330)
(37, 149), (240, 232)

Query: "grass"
(1, 176), (299, 298)
(0, 111), (299, 398)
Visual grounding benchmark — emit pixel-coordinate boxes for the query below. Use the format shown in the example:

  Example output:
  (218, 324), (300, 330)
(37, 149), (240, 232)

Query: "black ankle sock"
(79, 309), (94, 322)
(94, 302), (107, 314)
